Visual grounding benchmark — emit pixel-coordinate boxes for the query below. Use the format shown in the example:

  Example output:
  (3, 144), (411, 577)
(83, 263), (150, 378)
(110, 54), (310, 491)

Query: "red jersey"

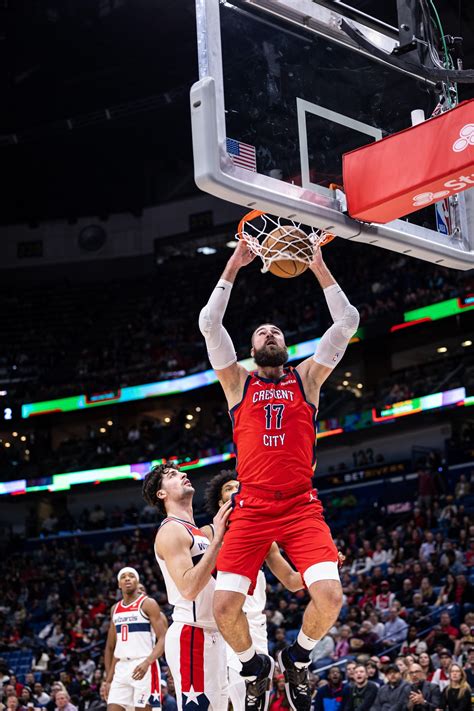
(230, 367), (317, 493)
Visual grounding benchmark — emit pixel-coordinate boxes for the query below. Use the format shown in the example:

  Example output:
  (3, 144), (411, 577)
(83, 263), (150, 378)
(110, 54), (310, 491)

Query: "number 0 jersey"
(112, 593), (155, 660)
(230, 367), (317, 493)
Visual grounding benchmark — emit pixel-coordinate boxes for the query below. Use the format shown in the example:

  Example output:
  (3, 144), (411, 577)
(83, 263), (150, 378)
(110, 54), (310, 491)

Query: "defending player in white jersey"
(105, 567), (167, 711)
(204, 470), (304, 711)
(142, 464), (232, 711)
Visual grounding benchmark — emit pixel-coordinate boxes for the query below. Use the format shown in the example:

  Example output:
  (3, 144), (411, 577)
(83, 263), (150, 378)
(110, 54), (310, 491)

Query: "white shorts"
(227, 613), (268, 711)
(165, 622), (228, 711)
(109, 658), (161, 709)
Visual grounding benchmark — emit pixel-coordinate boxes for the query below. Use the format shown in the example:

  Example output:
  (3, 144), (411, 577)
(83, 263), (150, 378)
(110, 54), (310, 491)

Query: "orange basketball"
(261, 227), (313, 278)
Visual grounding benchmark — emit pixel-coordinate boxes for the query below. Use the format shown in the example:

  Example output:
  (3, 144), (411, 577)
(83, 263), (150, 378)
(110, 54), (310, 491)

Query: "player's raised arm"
(155, 502), (231, 601)
(198, 239), (255, 407)
(298, 247), (359, 395)
(131, 598), (167, 681)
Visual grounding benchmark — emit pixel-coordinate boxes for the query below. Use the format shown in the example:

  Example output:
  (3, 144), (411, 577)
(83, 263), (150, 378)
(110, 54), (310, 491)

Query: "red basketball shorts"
(216, 487), (338, 589)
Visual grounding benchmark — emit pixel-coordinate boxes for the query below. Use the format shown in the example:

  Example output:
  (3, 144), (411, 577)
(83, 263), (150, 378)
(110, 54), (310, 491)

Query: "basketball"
(261, 227), (313, 278)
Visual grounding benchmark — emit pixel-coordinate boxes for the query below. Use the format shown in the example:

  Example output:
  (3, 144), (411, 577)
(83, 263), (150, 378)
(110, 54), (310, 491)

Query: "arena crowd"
(2, 461), (474, 710)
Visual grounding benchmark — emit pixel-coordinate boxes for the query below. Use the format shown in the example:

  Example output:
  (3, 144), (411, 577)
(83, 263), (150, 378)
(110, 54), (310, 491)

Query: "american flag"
(226, 137), (257, 172)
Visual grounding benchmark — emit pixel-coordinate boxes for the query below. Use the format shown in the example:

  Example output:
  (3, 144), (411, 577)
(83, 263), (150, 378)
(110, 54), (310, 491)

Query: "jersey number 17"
(264, 403), (285, 429)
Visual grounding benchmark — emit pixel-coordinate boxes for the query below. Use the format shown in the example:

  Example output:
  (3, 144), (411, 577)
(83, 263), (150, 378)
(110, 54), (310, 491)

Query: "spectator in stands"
(454, 624), (474, 660)
(348, 620), (379, 655)
(2, 688), (15, 702)
(395, 656), (409, 678)
(432, 649), (454, 691)
(19, 689), (33, 708)
(405, 662), (441, 710)
(55, 691), (77, 711)
(419, 577), (437, 606)
(382, 605), (408, 647)
(426, 613), (459, 652)
(33, 684), (50, 706)
(268, 628), (287, 657)
(6, 697), (22, 711)
(268, 674), (288, 711)
(23, 677), (35, 691)
(350, 549), (372, 576)
(332, 625), (351, 660)
(419, 532), (436, 562)
(453, 575), (474, 612)
(368, 611), (385, 640)
(418, 651), (435, 682)
(435, 573), (457, 607)
(345, 662), (356, 685)
(463, 647), (474, 687)
(160, 679), (177, 711)
(440, 663), (472, 710)
(372, 542), (389, 567)
(46, 683), (66, 711)
(340, 663), (378, 710)
(366, 658), (386, 687)
(407, 593), (430, 627)
(397, 579), (415, 609)
(358, 583), (376, 610)
(314, 667), (344, 711)
(400, 625), (428, 656)
(372, 664), (410, 710)
(375, 581), (395, 612)
(76, 681), (102, 711)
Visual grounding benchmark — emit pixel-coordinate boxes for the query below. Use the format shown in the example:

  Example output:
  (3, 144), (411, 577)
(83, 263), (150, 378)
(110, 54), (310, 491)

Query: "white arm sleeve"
(313, 283), (360, 369)
(198, 279), (238, 370)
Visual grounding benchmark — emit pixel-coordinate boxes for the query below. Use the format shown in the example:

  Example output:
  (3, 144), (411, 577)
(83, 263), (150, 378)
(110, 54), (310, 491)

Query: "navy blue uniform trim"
(293, 368), (317, 413)
(229, 374), (252, 418)
(255, 368), (290, 385)
(115, 622), (151, 633)
(229, 374), (252, 480)
(160, 517), (195, 549)
(293, 368), (318, 467)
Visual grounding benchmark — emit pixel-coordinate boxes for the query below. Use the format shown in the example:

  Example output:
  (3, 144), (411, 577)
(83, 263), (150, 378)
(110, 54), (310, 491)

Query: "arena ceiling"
(0, 0), (473, 225)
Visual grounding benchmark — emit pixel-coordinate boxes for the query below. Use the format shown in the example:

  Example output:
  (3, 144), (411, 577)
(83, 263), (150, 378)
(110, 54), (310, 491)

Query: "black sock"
(288, 640), (311, 664)
(240, 653), (264, 677)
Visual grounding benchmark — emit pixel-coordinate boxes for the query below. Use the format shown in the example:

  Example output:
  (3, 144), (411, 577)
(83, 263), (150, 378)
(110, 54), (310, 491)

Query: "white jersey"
(227, 570), (268, 672)
(112, 593), (155, 660)
(156, 516), (216, 629)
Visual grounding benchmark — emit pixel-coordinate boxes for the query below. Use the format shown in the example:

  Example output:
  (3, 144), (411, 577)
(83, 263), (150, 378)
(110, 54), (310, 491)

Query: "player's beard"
(253, 344), (288, 367)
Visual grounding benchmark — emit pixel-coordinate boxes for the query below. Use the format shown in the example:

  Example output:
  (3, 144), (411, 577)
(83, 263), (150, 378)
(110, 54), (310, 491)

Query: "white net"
(236, 212), (334, 273)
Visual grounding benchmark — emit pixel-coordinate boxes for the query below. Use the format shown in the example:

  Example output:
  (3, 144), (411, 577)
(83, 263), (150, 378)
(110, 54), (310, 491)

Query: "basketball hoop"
(236, 210), (335, 274)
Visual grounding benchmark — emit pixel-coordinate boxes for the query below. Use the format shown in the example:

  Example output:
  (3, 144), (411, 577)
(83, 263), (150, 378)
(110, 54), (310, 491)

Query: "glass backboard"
(191, 0), (474, 269)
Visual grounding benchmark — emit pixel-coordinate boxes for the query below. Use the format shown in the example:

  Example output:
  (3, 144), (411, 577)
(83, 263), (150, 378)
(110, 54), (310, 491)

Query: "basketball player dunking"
(204, 470), (304, 711)
(105, 567), (167, 711)
(142, 465), (232, 711)
(198, 241), (359, 711)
